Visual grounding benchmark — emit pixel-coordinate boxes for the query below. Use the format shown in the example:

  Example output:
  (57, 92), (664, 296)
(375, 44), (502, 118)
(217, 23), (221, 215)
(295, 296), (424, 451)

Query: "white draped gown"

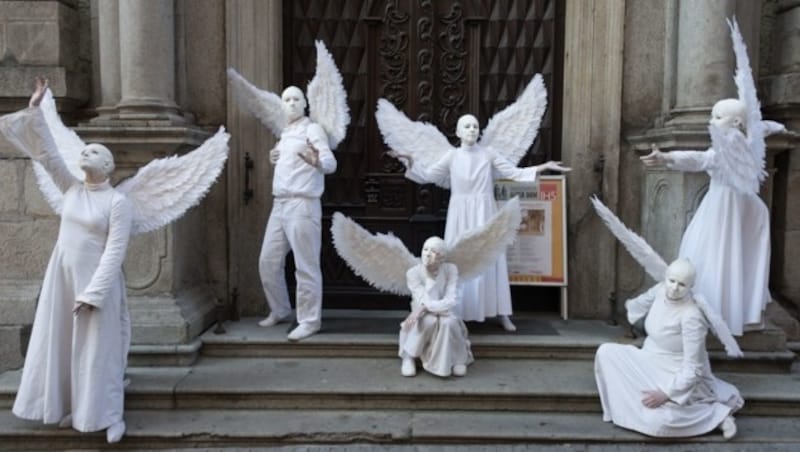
(667, 149), (771, 335)
(407, 144), (537, 321)
(0, 107), (132, 433)
(594, 283), (744, 437)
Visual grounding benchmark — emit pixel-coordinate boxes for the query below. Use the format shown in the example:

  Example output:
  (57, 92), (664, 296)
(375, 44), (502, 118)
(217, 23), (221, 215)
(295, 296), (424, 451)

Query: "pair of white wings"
(709, 18), (786, 195)
(35, 90), (231, 235)
(331, 197), (522, 296)
(375, 74), (548, 188)
(590, 197), (743, 358)
(227, 40), (350, 150)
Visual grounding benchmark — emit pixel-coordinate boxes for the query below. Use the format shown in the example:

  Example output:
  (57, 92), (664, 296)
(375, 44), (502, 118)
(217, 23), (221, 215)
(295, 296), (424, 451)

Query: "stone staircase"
(0, 311), (798, 450)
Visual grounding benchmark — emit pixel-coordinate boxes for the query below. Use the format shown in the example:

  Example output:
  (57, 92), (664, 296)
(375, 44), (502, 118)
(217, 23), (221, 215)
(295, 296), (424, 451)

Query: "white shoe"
(258, 312), (291, 327)
(106, 420), (126, 443)
(287, 324), (319, 341)
(499, 315), (517, 332)
(452, 364), (467, 377)
(721, 416), (737, 440)
(58, 414), (72, 429)
(401, 357), (416, 377)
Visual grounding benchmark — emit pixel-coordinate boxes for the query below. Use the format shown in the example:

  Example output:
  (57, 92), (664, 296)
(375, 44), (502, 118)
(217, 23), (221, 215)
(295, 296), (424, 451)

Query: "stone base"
(0, 280), (39, 373)
(129, 286), (218, 347)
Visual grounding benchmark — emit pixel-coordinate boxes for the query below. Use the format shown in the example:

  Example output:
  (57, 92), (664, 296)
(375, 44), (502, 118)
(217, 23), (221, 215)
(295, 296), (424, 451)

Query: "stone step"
(199, 314), (796, 373)
(2, 357), (799, 416)
(0, 409), (799, 450)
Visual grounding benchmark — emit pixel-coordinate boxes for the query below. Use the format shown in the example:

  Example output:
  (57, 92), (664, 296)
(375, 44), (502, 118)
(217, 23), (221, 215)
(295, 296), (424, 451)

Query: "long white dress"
(399, 263), (473, 376)
(594, 283), (744, 437)
(408, 144), (537, 321)
(667, 149), (771, 335)
(0, 107), (132, 432)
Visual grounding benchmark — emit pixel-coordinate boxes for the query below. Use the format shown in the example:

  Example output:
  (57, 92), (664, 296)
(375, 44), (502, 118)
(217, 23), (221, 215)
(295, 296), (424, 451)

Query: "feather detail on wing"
(330, 212), (418, 296)
(590, 196), (667, 281)
(375, 98), (453, 187)
(480, 73), (548, 165)
(447, 197), (522, 281)
(37, 89), (86, 213)
(307, 40), (350, 150)
(695, 293), (744, 358)
(117, 127), (230, 235)
(727, 18), (767, 184)
(709, 125), (765, 194)
(227, 67), (286, 138)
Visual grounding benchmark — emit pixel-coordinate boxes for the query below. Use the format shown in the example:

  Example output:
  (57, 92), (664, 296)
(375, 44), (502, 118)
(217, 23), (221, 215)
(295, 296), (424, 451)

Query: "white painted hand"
(269, 147), (280, 164)
(386, 150), (413, 169)
(29, 77), (48, 108)
(539, 160), (571, 173)
(641, 389), (669, 408)
(72, 301), (94, 315)
(298, 139), (320, 168)
(641, 144), (668, 167)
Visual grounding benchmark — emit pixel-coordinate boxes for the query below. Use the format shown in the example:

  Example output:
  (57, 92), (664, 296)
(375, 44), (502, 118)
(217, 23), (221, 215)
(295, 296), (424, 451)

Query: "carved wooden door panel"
(284, 0), (562, 309)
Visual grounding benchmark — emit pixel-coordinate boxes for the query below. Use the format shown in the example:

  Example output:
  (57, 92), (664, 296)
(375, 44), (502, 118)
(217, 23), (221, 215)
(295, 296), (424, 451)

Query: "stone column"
(115, 0), (183, 122)
(93, 0), (121, 117)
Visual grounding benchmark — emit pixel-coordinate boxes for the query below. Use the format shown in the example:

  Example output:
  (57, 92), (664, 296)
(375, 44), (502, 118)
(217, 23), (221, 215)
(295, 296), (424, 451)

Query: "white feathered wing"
(227, 67), (286, 138)
(447, 197), (522, 280)
(375, 98), (453, 188)
(330, 212), (418, 296)
(116, 127), (231, 235)
(307, 40), (350, 150)
(479, 73), (548, 165)
(35, 89), (86, 214)
(590, 196), (743, 358)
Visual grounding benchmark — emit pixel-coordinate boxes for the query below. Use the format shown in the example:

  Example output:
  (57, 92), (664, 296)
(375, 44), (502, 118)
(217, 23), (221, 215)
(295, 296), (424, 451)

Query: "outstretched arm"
(641, 144), (715, 173)
(490, 150), (570, 183)
(0, 78), (79, 192)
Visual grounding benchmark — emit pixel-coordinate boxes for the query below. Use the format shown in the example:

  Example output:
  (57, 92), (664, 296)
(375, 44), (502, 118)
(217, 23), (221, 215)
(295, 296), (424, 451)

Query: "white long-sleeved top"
(406, 263), (459, 314)
(272, 116), (336, 198)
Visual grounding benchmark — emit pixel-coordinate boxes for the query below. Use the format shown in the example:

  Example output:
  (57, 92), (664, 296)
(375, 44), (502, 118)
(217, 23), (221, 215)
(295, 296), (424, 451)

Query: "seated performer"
(0, 78), (229, 443)
(591, 198), (744, 440)
(330, 199), (522, 378)
(399, 237), (473, 377)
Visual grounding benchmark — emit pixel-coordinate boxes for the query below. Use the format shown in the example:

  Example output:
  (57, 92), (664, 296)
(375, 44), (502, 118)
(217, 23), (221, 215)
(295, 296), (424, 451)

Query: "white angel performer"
(377, 74), (569, 331)
(591, 197), (744, 439)
(0, 78), (230, 443)
(228, 40), (350, 341)
(641, 19), (787, 336)
(331, 198), (522, 377)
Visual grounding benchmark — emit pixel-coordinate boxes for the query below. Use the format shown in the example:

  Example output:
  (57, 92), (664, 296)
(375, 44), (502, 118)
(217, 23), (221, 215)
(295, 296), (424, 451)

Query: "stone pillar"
(93, 0), (121, 116)
(115, 0), (183, 122)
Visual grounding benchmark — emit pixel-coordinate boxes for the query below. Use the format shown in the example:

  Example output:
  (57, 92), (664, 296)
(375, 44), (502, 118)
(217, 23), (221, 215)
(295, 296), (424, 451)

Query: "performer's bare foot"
(106, 420), (125, 443)
(58, 414), (72, 428)
(401, 357), (416, 377)
(499, 315), (516, 332)
(720, 416), (737, 440)
(258, 312), (291, 327)
(452, 364), (467, 377)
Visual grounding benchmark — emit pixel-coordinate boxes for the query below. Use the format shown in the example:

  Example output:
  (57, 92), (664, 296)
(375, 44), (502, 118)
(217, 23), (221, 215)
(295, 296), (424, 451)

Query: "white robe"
(399, 263), (473, 377)
(594, 284), (744, 437)
(259, 117), (336, 328)
(407, 144), (537, 321)
(0, 108), (132, 432)
(668, 149), (771, 335)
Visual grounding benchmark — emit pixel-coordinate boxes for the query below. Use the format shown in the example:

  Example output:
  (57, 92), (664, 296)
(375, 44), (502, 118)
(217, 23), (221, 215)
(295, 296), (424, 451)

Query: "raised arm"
(625, 283), (660, 325)
(403, 150), (452, 187)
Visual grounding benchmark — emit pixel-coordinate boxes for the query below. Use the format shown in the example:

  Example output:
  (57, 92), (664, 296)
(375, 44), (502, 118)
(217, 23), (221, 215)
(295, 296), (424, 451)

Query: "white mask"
(664, 258), (695, 301)
(709, 99), (745, 131)
(456, 114), (480, 146)
(421, 237), (446, 270)
(79, 144), (114, 176)
(281, 86), (307, 122)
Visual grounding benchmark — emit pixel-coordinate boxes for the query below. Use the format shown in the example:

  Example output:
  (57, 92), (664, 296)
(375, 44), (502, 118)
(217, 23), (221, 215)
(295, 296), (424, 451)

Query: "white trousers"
(259, 197), (323, 328)
(398, 313), (473, 377)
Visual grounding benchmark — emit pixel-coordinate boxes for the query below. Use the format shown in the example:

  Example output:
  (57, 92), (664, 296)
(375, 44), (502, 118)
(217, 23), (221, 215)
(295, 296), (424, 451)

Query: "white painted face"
(664, 258), (695, 301)
(79, 143), (114, 176)
(456, 114), (480, 146)
(281, 86), (307, 122)
(421, 237), (446, 269)
(709, 99), (745, 130)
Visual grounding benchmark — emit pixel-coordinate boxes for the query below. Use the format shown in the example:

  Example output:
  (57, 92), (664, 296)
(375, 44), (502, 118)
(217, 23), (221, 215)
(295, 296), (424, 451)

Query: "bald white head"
(665, 258), (696, 301)
(281, 86), (307, 123)
(79, 143), (115, 181)
(421, 236), (446, 271)
(456, 114), (480, 146)
(710, 98), (746, 131)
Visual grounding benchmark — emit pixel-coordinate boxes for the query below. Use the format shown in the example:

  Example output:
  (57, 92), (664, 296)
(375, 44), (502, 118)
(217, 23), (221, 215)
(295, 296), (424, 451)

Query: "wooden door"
(282, 0), (563, 309)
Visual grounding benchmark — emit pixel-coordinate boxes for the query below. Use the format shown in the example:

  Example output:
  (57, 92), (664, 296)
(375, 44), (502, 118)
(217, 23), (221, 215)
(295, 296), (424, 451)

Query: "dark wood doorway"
(283, 0), (563, 310)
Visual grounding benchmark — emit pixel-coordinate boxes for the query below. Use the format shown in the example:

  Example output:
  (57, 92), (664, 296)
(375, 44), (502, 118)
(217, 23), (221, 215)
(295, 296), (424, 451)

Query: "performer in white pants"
(258, 97), (336, 341)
